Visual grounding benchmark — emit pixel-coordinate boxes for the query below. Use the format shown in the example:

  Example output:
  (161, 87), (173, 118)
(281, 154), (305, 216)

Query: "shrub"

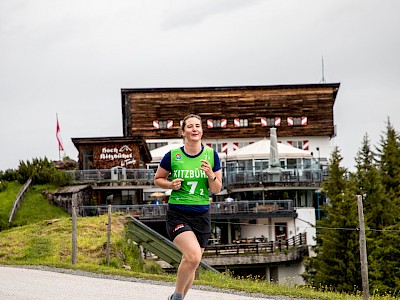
(0, 180), (8, 192)
(0, 169), (18, 182)
(17, 157), (71, 186)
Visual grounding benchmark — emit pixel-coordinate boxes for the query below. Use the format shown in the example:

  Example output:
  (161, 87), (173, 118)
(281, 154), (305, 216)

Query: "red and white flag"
(56, 114), (64, 151)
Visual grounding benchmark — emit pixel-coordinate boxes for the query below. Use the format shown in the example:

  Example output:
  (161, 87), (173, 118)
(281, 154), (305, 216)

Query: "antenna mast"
(320, 56), (326, 83)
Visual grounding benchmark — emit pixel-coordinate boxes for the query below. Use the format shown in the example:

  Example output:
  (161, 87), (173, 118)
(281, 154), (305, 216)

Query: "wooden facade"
(71, 136), (151, 170)
(121, 83), (340, 140)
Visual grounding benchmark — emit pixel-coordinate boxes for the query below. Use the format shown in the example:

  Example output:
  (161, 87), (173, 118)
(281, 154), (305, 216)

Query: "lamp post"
(316, 147), (321, 169)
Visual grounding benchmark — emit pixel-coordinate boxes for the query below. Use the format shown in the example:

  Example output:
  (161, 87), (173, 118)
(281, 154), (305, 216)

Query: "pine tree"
(354, 133), (389, 291)
(372, 223), (400, 293)
(355, 134), (390, 230)
(304, 147), (361, 292)
(377, 119), (400, 213)
(371, 119), (400, 292)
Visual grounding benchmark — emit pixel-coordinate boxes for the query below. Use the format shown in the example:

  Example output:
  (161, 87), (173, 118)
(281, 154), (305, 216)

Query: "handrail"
(9, 178), (32, 223)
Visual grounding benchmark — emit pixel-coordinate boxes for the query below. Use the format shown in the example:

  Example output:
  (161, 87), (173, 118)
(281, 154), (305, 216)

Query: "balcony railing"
(225, 168), (322, 185)
(65, 167), (322, 186)
(204, 232), (307, 256)
(65, 169), (154, 182)
(80, 200), (294, 218)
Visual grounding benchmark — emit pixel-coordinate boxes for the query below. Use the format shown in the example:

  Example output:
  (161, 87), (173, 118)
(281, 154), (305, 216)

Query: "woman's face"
(182, 117), (203, 142)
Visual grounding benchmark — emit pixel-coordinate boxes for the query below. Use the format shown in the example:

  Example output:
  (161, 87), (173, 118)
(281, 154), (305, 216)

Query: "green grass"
(11, 184), (69, 226)
(0, 183), (398, 300)
(0, 181), (22, 221)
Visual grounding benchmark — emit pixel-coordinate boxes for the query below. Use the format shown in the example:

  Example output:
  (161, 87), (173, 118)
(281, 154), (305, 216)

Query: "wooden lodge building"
(69, 82), (340, 284)
(121, 83), (339, 144)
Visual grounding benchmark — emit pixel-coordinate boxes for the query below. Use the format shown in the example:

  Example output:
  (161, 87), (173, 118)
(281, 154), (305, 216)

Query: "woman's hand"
(171, 178), (184, 190)
(200, 159), (214, 179)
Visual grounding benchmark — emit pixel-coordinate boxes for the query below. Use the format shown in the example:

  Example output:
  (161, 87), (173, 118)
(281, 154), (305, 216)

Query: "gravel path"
(0, 265), (292, 300)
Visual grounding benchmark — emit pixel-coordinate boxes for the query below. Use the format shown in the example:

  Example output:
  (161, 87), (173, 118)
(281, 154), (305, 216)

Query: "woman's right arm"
(154, 167), (183, 190)
(154, 167), (173, 189)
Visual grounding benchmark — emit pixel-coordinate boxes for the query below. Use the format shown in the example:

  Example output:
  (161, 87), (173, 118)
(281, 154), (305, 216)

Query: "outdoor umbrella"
(149, 192), (165, 198)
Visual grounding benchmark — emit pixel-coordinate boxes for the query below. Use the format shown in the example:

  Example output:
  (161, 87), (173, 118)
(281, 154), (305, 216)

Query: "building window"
(207, 119), (227, 128)
(288, 140), (309, 150)
(234, 118), (248, 127)
(83, 148), (94, 170)
(147, 142), (168, 151)
(291, 141), (303, 149)
(254, 159), (269, 170)
(261, 117), (281, 127)
(153, 120), (173, 129)
(238, 142), (250, 148)
(121, 190), (136, 205)
(287, 116), (307, 126)
(209, 143), (222, 153)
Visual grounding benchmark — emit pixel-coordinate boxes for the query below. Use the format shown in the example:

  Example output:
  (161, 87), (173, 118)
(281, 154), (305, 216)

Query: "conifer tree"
(304, 147), (361, 292)
(372, 223), (400, 293)
(372, 119), (400, 292)
(355, 133), (391, 230)
(354, 133), (389, 290)
(376, 119), (400, 213)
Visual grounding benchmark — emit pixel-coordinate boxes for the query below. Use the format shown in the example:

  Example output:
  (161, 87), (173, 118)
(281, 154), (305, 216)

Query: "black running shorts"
(166, 208), (211, 248)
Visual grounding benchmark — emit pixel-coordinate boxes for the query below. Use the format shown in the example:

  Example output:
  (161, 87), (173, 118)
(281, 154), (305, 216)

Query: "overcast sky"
(1, 0), (399, 171)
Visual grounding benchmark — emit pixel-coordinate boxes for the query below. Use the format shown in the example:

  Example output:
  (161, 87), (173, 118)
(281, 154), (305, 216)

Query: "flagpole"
(56, 113), (64, 161)
(57, 113), (60, 160)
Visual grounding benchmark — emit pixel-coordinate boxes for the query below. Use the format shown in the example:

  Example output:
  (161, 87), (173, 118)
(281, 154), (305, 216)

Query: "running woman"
(154, 114), (222, 300)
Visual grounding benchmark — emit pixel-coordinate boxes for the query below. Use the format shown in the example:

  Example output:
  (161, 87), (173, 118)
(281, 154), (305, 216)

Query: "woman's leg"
(173, 231), (203, 297)
(183, 248), (205, 298)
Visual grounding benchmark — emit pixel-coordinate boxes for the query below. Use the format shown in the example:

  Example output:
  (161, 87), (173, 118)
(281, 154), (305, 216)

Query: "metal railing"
(225, 168), (322, 185)
(204, 233), (307, 256)
(65, 169), (154, 182)
(80, 200), (294, 218)
(65, 167), (321, 185)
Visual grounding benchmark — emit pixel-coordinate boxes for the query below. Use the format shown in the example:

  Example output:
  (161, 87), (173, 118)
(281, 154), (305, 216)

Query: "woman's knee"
(182, 251), (202, 267)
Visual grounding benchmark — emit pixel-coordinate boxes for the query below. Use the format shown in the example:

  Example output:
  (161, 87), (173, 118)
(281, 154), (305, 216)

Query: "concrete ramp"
(125, 216), (219, 273)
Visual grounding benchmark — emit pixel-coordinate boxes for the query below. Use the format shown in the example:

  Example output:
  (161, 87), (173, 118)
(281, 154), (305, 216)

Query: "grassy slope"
(0, 181), (22, 221)
(0, 183), (396, 300)
(11, 184), (70, 226)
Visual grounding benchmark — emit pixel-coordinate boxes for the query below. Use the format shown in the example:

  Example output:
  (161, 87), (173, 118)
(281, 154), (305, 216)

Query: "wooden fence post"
(72, 203), (77, 264)
(106, 205), (112, 265)
(357, 195), (370, 300)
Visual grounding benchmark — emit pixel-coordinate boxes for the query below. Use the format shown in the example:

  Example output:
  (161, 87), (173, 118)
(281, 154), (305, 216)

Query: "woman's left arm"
(207, 169), (222, 194)
(200, 159), (222, 194)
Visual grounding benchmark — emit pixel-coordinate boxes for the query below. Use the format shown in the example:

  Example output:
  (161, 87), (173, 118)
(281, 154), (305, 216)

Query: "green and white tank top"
(168, 146), (214, 206)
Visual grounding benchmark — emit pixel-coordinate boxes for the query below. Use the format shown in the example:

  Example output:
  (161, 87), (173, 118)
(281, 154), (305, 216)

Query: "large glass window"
(303, 158), (312, 169)
(237, 160), (252, 171)
(286, 158), (300, 169)
(254, 159), (269, 171)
